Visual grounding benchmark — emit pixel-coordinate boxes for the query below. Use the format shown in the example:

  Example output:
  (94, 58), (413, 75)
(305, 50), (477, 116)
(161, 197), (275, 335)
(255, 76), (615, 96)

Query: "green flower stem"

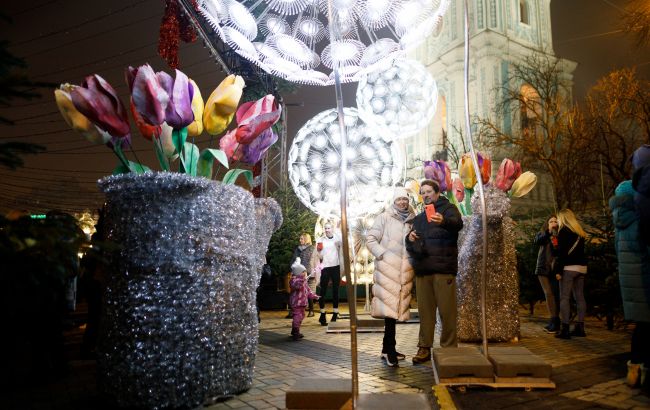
(153, 136), (170, 171)
(128, 142), (146, 173)
(112, 139), (131, 171)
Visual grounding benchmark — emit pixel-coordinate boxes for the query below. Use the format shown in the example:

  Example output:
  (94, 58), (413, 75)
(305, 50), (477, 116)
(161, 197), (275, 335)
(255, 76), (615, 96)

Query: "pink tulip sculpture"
(495, 158), (522, 192)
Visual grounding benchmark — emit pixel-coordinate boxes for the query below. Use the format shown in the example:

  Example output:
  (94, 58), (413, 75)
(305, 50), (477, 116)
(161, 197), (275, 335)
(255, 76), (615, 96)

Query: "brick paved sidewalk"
(3, 305), (648, 409)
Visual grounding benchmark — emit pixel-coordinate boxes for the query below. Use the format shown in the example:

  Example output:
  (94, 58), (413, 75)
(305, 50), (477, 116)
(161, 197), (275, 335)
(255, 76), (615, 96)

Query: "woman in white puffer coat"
(367, 187), (415, 367)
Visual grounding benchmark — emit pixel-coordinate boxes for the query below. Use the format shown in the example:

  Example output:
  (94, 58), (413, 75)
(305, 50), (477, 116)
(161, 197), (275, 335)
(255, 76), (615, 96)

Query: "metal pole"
(326, 1), (358, 406)
(462, 0), (489, 357)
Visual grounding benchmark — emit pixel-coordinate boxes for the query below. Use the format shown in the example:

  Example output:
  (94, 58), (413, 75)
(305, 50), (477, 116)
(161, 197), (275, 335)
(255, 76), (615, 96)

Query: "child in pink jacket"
(290, 258), (320, 340)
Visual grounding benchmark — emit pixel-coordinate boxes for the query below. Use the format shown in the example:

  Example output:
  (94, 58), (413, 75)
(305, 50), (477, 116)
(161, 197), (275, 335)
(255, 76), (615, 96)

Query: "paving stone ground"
(4, 303), (648, 409)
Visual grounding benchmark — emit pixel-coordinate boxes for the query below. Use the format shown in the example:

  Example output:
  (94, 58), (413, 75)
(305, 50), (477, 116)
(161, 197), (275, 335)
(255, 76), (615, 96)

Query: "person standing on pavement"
(291, 233), (318, 317)
(316, 222), (343, 326)
(406, 179), (463, 364)
(289, 258), (320, 340)
(534, 215), (561, 333)
(367, 187), (416, 367)
(610, 145), (650, 387)
(554, 208), (588, 340)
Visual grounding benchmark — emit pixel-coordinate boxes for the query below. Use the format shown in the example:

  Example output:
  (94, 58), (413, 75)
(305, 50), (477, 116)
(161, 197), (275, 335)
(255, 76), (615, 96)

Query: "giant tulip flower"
(126, 64), (169, 126)
(495, 158), (522, 192)
(159, 122), (180, 160)
(478, 152), (492, 184)
(241, 128), (278, 164)
(130, 99), (161, 140)
(203, 74), (245, 135)
(423, 160), (451, 192)
(157, 69), (194, 129)
(234, 95), (282, 144)
(459, 153), (477, 189)
(459, 152), (492, 188)
(510, 171), (537, 197)
(186, 79), (204, 137)
(452, 177), (465, 202)
(55, 85), (110, 145)
(70, 74), (130, 138)
(405, 179), (421, 203)
(219, 129), (240, 161)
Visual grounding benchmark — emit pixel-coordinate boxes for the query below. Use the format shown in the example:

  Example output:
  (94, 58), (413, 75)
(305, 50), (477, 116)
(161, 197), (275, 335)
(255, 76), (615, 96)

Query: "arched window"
(431, 95), (448, 158)
(519, 0), (530, 25)
(520, 84), (540, 134)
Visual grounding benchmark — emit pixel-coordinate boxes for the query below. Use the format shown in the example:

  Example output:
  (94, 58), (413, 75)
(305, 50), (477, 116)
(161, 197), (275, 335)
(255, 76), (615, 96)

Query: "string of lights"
(21, 14), (163, 59)
(0, 180), (104, 194)
(0, 172), (101, 184)
(12, 0), (61, 17)
(12, 0), (153, 47)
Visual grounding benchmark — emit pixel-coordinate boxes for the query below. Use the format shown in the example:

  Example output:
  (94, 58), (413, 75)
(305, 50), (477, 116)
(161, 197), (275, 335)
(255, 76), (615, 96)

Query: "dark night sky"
(0, 0), (648, 214)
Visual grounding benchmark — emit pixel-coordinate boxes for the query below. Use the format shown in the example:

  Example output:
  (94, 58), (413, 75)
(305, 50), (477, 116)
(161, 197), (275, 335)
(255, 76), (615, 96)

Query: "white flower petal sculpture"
(198, 0), (451, 85)
(356, 58), (438, 138)
(288, 107), (402, 218)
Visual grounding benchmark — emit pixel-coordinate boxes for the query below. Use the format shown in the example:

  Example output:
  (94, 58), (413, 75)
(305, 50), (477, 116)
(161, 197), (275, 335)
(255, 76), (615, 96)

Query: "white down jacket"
(367, 206), (415, 321)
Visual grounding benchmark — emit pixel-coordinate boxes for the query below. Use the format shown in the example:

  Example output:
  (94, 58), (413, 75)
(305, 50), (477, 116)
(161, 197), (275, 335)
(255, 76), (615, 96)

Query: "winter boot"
(412, 347), (431, 364)
(381, 347), (406, 361)
(319, 312), (328, 326)
(331, 312), (339, 322)
(384, 351), (399, 367)
(555, 323), (571, 339)
(307, 300), (314, 317)
(544, 317), (560, 333)
(570, 322), (586, 337)
(627, 361), (641, 387)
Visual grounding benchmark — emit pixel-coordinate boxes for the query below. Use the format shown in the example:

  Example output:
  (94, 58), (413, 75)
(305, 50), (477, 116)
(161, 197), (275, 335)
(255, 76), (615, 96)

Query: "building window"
(519, 0), (529, 25)
(520, 84), (540, 135)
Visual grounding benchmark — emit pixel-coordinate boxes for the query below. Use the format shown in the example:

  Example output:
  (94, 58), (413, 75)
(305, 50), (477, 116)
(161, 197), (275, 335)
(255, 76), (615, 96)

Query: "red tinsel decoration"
(158, 0), (198, 69)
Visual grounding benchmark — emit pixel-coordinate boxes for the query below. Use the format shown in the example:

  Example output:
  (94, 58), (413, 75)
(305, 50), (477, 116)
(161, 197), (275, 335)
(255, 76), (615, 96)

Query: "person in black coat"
(406, 179), (463, 364)
(554, 208), (588, 339)
(534, 215), (560, 333)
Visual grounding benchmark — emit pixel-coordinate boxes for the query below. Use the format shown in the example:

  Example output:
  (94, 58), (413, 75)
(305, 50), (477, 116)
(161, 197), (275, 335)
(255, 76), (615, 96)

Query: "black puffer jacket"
(405, 195), (463, 276)
(554, 227), (587, 269)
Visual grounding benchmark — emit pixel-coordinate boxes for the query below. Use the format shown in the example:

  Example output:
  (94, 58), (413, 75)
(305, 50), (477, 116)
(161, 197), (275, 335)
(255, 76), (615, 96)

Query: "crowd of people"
(285, 145), (649, 385)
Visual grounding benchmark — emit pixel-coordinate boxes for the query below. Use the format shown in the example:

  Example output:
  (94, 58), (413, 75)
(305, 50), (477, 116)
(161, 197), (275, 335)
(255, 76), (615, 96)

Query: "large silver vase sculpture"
(456, 185), (520, 342)
(96, 173), (282, 409)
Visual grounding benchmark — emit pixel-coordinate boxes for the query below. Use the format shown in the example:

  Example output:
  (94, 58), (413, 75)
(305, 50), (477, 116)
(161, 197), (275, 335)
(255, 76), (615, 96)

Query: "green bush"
(266, 186), (317, 280)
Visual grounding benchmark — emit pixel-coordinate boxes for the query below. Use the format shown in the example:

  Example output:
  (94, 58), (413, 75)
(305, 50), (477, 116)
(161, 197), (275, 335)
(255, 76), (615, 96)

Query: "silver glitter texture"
(457, 185), (520, 342)
(96, 172), (282, 409)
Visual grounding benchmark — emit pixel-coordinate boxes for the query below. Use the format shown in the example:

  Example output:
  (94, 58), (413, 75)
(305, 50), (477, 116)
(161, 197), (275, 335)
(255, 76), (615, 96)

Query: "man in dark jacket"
(406, 179), (463, 364)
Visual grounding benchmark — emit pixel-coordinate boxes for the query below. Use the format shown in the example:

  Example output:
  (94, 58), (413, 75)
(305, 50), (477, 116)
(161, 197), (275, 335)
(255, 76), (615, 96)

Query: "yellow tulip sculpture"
(510, 171), (537, 197)
(203, 74), (245, 135)
(187, 79), (204, 137)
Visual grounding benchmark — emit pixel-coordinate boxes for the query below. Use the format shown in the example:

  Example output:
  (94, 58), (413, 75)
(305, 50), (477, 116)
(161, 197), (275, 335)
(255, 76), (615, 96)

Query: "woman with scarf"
(367, 187), (416, 367)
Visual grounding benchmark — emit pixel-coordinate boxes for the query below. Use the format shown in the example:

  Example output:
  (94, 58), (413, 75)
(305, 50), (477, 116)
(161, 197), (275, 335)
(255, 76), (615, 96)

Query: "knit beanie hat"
(632, 144), (650, 171)
(291, 257), (307, 276)
(392, 187), (409, 202)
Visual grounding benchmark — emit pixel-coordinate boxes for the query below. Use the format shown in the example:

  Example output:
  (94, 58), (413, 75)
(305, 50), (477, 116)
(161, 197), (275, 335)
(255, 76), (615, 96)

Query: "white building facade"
(403, 0), (576, 213)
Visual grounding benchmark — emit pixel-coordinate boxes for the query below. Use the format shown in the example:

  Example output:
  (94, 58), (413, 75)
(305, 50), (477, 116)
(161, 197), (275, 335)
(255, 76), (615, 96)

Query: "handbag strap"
(568, 237), (581, 255)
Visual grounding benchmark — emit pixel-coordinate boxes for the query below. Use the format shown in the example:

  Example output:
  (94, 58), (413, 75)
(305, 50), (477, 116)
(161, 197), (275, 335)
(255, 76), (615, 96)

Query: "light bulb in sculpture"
(288, 107), (402, 219)
(197, 0), (451, 86)
(356, 58), (438, 138)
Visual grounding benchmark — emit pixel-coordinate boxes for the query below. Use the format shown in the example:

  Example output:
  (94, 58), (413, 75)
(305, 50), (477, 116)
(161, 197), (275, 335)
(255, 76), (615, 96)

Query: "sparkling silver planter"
(96, 172), (282, 409)
(457, 185), (520, 342)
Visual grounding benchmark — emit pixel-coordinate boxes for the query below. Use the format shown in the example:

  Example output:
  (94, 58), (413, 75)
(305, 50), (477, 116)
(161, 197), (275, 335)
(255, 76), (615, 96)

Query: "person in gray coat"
(367, 187), (416, 367)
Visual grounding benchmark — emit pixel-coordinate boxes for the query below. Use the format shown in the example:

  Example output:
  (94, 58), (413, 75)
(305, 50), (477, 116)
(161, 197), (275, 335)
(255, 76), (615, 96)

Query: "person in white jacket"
(316, 222), (343, 325)
(366, 187), (416, 367)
